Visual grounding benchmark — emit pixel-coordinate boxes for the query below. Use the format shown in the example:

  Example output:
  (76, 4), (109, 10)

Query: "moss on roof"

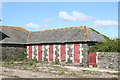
(0, 25), (106, 44)
(0, 26), (29, 33)
(89, 28), (110, 40)
(29, 26), (85, 33)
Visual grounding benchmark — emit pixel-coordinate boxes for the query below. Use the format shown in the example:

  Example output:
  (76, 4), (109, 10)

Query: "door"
(74, 43), (80, 63)
(28, 46), (32, 60)
(49, 45), (53, 61)
(61, 44), (66, 62)
(38, 45), (42, 61)
(88, 52), (97, 66)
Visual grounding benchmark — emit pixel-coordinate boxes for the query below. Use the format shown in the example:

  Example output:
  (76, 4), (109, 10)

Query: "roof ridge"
(0, 25), (29, 33)
(83, 26), (90, 41)
(29, 26), (86, 33)
(0, 25), (90, 34)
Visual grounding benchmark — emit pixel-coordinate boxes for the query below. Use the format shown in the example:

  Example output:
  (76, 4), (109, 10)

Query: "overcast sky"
(1, 2), (118, 37)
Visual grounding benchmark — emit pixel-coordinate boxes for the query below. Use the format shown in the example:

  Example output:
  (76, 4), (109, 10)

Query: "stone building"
(0, 26), (105, 66)
(0, 26), (28, 60)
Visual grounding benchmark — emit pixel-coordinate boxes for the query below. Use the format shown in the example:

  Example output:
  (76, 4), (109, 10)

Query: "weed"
(2, 61), (15, 68)
(55, 61), (60, 64)
(3, 70), (8, 72)
(3, 64), (14, 68)
(32, 59), (38, 63)
(52, 61), (60, 65)
(32, 69), (39, 71)
(11, 75), (20, 78)
(59, 71), (65, 75)
(84, 70), (92, 74)
(23, 59), (30, 62)
(70, 73), (77, 76)
(0, 74), (4, 75)
(83, 70), (99, 74)
(52, 65), (61, 69)
(9, 61), (13, 64)
(20, 67), (29, 70)
(29, 61), (33, 66)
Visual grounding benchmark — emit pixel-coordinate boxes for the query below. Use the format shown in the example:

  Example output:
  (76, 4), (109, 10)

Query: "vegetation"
(10, 75), (20, 78)
(89, 28), (110, 40)
(83, 70), (100, 75)
(89, 39), (120, 52)
(52, 61), (60, 65)
(70, 73), (78, 76)
(2, 61), (14, 68)
(58, 71), (65, 75)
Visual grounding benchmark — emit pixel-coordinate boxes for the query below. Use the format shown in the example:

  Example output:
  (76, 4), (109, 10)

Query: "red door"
(28, 46), (32, 60)
(74, 43), (80, 63)
(38, 45), (42, 61)
(49, 45), (53, 61)
(88, 52), (96, 66)
(61, 44), (66, 61)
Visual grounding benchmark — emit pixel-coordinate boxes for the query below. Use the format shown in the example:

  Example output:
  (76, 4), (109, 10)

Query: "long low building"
(0, 26), (105, 66)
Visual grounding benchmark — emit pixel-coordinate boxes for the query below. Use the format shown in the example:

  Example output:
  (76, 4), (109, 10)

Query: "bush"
(89, 39), (119, 52)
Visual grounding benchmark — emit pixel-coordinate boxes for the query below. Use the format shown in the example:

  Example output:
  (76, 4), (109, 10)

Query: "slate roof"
(0, 26), (106, 44)
(0, 26), (29, 44)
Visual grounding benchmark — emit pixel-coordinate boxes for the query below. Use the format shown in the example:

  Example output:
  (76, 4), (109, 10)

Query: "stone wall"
(43, 45), (49, 61)
(97, 52), (119, 69)
(27, 43), (90, 66)
(81, 44), (89, 67)
(66, 44), (74, 63)
(1, 45), (26, 60)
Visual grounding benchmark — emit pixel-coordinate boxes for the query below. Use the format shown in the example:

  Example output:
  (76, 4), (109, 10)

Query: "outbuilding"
(0, 26), (105, 66)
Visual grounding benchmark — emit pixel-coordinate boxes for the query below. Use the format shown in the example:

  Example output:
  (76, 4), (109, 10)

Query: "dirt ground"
(0, 61), (119, 78)
(0, 67), (69, 78)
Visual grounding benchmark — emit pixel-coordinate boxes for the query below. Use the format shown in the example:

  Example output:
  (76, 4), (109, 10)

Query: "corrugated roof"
(0, 25), (106, 44)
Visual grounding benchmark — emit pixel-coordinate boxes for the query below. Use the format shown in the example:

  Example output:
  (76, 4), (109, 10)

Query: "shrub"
(89, 39), (119, 52)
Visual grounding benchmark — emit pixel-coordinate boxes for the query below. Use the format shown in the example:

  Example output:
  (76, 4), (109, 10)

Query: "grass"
(32, 69), (39, 72)
(28, 61), (33, 66)
(2, 64), (14, 68)
(2, 61), (16, 68)
(52, 61), (60, 65)
(2, 59), (36, 69)
(0, 73), (4, 75)
(83, 70), (100, 74)
(70, 73), (78, 76)
(58, 71), (65, 75)
(3, 70), (9, 72)
(20, 67), (40, 72)
(10, 75), (20, 78)
(20, 67), (29, 70)
(2, 60), (116, 78)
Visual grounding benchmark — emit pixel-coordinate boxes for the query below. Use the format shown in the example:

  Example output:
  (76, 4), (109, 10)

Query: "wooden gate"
(88, 52), (97, 66)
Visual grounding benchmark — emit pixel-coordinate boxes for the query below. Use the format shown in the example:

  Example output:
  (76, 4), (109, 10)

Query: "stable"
(0, 26), (105, 66)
